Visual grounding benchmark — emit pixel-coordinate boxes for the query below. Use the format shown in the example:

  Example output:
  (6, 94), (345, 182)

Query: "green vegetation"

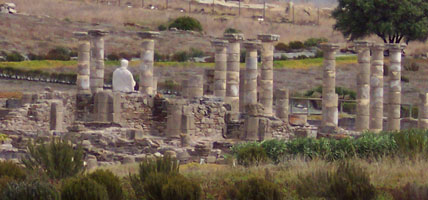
(304, 86), (357, 100)
(304, 37), (328, 47)
(231, 142), (268, 167)
(61, 176), (109, 200)
(288, 41), (305, 50)
(169, 16), (203, 32)
(45, 47), (72, 61)
(226, 177), (282, 200)
(2, 180), (60, 200)
(5, 52), (25, 62)
(88, 169), (124, 200)
(224, 27), (241, 34)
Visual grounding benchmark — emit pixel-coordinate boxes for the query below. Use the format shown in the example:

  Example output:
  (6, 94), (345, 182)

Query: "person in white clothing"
(112, 59), (136, 93)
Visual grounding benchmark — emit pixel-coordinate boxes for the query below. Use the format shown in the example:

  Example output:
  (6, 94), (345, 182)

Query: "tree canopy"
(332, 0), (428, 44)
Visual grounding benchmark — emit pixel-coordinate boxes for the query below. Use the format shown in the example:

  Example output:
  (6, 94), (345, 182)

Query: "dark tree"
(332, 0), (428, 44)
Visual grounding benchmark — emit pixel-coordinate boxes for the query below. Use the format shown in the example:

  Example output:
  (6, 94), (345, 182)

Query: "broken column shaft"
(355, 41), (371, 132)
(89, 29), (108, 94)
(50, 100), (64, 132)
(74, 32), (91, 95)
(224, 33), (244, 113)
(387, 44), (404, 131)
(276, 88), (289, 123)
(211, 39), (228, 99)
(369, 44), (385, 132)
(243, 40), (261, 110)
(320, 43), (340, 131)
(258, 34), (280, 116)
(419, 93), (428, 129)
(138, 31), (160, 96)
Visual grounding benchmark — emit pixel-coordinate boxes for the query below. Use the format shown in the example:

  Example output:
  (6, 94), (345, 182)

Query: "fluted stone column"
(187, 75), (203, 99)
(419, 93), (428, 129)
(74, 32), (91, 95)
(243, 40), (261, 111)
(239, 68), (246, 112)
(320, 43), (340, 131)
(258, 34), (279, 116)
(89, 29), (108, 94)
(138, 31), (160, 96)
(224, 33), (244, 113)
(50, 100), (63, 131)
(211, 40), (228, 98)
(387, 44), (404, 131)
(370, 44), (385, 132)
(276, 88), (289, 123)
(355, 41), (371, 132)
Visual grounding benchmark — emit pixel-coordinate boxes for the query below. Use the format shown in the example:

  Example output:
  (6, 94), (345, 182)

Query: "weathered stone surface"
(386, 43), (405, 131)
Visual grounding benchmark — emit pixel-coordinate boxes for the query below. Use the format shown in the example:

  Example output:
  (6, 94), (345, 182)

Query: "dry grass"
(0, 91), (23, 98)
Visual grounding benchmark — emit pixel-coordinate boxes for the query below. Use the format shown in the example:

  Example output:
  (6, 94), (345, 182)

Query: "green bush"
(401, 75), (410, 83)
(304, 37), (328, 47)
(61, 176), (109, 200)
(88, 169), (124, 200)
(0, 161), (26, 180)
(274, 42), (290, 52)
(189, 48), (204, 58)
(172, 51), (189, 62)
(260, 140), (287, 164)
(45, 47), (71, 61)
(22, 138), (84, 180)
(143, 172), (169, 200)
(296, 55), (308, 59)
(296, 162), (376, 200)
(154, 52), (170, 61)
(28, 53), (45, 60)
(314, 49), (323, 58)
(169, 16), (203, 31)
(226, 177), (282, 200)
(107, 53), (120, 61)
(2, 180), (60, 200)
(158, 24), (167, 31)
(393, 129), (428, 158)
(224, 28), (241, 34)
(161, 174), (201, 200)
(232, 142), (269, 166)
(6, 52), (25, 62)
(288, 41), (305, 49)
(304, 86), (356, 100)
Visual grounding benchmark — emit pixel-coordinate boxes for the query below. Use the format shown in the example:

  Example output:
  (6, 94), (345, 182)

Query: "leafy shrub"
(6, 52), (25, 62)
(189, 48), (204, 58)
(232, 142), (268, 166)
(158, 24), (167, 31)
(314, 49), (323, 58)
(172, 51), (189, 62)
(392, 129), (428, 158)
(224, 28), (241, 34)
(61, 176), (109, 200)
(28, 53), (45, 60)
(403, 61), (420, 71)
(88, 169), (124, 200)
(161, 174), (201, 200)
(401, 75), (410, 83)
(296, 162), (376, 200)
(169, 16), (203, 31)
(304, 37), (328, 47)
(274, 42), (289, 52)
(304, 86), (356, 100)
(22, 138), (84, 180)
(260, 140), (287, 164)
(45, 47), (71, 61)
(288, 41), (305, 49)
(154, 52), (170, 61)
(2, 180), (60, 200)
(226, 177), (282, 200)
(143, 172), (169, 200)
(0, 161), (26, 180)
(296, 55), (308, 59)
(107, 53), (120, 61)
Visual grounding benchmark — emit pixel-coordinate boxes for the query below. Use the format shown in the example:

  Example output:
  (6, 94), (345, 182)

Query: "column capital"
(370, 43), (385, 51)
(354, 40), (372, 50)
(138, 31), (160, 39)
(88, 29), (108, 37)
(223, 33), (244, 42)
(257, 34), (280, 42)
(320, 43), (340, 51)
(243, 40), (261, 50)
(386, 43), (406, 52)
(211, 39), (229, 48)
(73, 32), (89, 40)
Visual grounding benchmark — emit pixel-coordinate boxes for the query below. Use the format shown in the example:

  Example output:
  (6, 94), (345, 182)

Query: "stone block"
(289, 114), (307, 126)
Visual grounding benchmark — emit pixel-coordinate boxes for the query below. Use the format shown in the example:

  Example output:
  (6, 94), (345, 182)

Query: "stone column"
(166, 100), (184, 138)
(224, 33), (244, 113)
(387, 44), (404, 131)
(74, 32), (91, 95)
(50, 100), (63, 131)
(138, 31), (160, 96)
(355, 41), (371, 132)
(370, 44), (385, 132)
(89, 29), (108, 94)
(187, 75), (204, 99)
(320, 43), (340, 131)
(243, 40), (261, 111)
(153, 77), (158, 95)
(211, 39), (229, 98)
(239, 68), (246, 113)
(419, 93), (428, 129)
(276, 88), (289, 123)
(94, 90), (121, 123)
(258, 34), (280, 116)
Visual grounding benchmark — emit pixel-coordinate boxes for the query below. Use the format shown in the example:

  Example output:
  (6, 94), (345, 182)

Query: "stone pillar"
(211, 40), (229, 98)
(166, 100), (184, 138)
(74, 32), (91, 95)
(355, 41), (371, 132)
(243, 40), (261, 111)
(50, 100), (64, 131)
(370, 44), (385, 132)
(387, 44), (404, 131)
(181, 105), (195, 135)
(89, 29), (108, 94)
(204, 69), (215, 95)
(138, 31), (160, 96)
(419, 93), (428, 129)
(187, 75), (203, 99)
(320, 43), (340, 131)
(258, 34), (279, 116)
(94, 90), (121, 123)
(182, 80), (189, 98)
(224, 33), (244, 113)
(239, 68), (246, 113)
(153, 77), (158, 95)
(276, 88), (289, 123)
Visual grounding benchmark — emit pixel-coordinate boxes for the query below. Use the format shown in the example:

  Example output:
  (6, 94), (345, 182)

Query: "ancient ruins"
(0, 30), (415, 168)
